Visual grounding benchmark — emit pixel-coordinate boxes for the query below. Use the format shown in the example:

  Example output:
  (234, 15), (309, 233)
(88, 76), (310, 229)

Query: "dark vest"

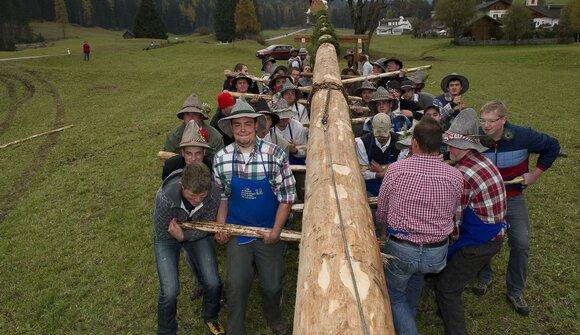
(360, 132), (400, 164)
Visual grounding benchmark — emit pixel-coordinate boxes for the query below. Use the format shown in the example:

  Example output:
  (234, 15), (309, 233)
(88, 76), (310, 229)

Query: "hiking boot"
(204, 319), (226, 335)
(472, 278), (493, 296)
(190, 286), (203, 301)
(507, 294), (529, 316)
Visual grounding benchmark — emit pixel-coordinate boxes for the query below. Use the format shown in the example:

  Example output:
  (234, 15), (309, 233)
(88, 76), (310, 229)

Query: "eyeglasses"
(479, 116), (503, 124)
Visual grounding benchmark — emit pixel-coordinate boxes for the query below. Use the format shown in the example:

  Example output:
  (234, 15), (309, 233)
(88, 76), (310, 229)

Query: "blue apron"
(226, 145), (279, 245)
(288, 124), (306, 165)
(365, 135), (395, 196)
(447, 207), (507, 258)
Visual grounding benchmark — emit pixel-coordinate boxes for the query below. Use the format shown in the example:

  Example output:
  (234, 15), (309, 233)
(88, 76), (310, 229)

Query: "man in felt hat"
(376, 116), (463, 335)
(279, 78), (308, 124)
(474, 100), (560, 316)
(379, 56), (408, 88)
(287, 47), (301, 69)
(153, 161), (225, 335)
(272, 96), (308, 165)
(409, 70), (436, 110)
(253, 98), (289, 157)
(363, 86), (410, 134)
(210, 91), (237, 146)
(213, 97), (296, 335)
(358, 53), (373, 76)
(434, 108), (508, 334)
(433, 73), (469, 125)
(268, 73), (293, 95)
(343, 49), (357, 70)
(224, 63), (259, 94)
(164, 93), (224, 161)
(162, 120), (212, 180)
(261, 57), (276, 94)
(399, 79), (423, 121)
(355, 113), (400, 197)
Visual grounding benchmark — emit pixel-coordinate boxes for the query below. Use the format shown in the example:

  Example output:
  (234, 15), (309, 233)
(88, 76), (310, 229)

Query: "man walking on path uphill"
(213, 97), (296, 335)
(376, 117), (463, 335)
(435, 108), (507, 335)
(82, 41), (90, 61)
(474, 100), (560, 316)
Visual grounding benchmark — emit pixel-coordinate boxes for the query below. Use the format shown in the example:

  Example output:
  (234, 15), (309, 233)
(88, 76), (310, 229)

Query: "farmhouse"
(465, 12), (503, 41)
(376, 16), (412, 36)
(476, 0), (562, 29)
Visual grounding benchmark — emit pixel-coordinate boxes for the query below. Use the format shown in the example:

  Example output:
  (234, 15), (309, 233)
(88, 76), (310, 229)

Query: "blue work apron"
(365, 135), (395, 196)
(288, 123), (306, 165)
(226, 146), (279, 245)
(447, 207), (507, 258)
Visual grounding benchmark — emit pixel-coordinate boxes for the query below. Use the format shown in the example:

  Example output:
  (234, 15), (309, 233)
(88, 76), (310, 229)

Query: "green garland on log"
(311, 10), (340, 66)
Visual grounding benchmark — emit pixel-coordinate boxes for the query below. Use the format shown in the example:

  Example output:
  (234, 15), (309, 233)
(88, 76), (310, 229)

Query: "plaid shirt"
(213, 138), (296, 204)
(454, 151), (507, 230)
(376, 154), (464, 244)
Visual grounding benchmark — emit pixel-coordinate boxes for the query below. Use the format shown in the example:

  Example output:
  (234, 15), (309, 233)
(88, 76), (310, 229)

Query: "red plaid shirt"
(454, 151), (507, 232)
(376, 154), (464, 244)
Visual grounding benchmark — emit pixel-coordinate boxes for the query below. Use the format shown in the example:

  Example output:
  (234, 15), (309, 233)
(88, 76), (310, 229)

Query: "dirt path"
(0, 68), (65, 223)
(265, 28), (309, 42)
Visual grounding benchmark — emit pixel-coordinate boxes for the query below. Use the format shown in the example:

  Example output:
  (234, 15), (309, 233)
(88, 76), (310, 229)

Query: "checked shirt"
(454, 150), (507, 228)
(212, 138), (296, 204)
(377, 154), (464, 244)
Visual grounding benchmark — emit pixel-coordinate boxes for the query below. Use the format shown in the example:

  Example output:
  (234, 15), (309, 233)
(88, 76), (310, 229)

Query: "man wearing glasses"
(475, 100), (560, 316)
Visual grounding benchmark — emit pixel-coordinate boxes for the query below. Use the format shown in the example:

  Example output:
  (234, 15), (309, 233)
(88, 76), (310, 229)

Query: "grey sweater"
(152, 170), (221, 241)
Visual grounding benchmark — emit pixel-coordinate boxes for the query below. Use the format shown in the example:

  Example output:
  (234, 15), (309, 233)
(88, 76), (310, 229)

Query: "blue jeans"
(478, 194), (529, 297)
(154, 237), (222, 335)
(384, 237), (448, 335)
(83, 52), (89, 61)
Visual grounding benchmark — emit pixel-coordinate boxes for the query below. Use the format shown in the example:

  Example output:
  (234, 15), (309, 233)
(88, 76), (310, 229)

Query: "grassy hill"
(0, 22), (578, 334)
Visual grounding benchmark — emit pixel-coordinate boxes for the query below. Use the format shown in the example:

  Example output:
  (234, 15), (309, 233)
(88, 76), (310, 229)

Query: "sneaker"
(472, 278), (493, 296)
(190, 286), (203, 301)
(507, 294), (529, 316)
(204, 319), (226, 335)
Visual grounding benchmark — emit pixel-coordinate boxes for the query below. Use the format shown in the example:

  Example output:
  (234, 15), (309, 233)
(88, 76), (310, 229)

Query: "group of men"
(152, 49), (561, 335)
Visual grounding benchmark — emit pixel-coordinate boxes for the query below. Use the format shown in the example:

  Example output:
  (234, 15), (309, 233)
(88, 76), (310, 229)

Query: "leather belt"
(388, 235), (449, 248)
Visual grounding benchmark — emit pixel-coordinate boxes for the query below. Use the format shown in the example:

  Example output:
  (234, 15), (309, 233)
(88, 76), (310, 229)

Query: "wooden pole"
(0, 125), (74, 149)
(342, 65), (433, 84)
(293, 41), (395, 335)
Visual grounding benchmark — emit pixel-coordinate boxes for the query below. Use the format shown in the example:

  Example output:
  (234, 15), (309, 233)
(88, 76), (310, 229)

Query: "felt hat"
(217, 91), (235, 110)
(384, 56), (403, 69)
(370, 60), (386, 72)
(179, 120), (211, 149)
(177, 93), (208, 120)
(401, 79), (416, 91)
(371, 86), (395, 102)
(232, 73), (253, 90)
(443, 108), (487, 152)
(299, 48), (308, 55)
(440, 73), (469, 94)
(217, 97), (266, 138)
(343, 49), (355, 59)
(372, 113), (391, 138)
(271, 95), (298, 120)
(268, 74), (293, 93)
(279, 78), (299, 96)
(289, 48), (299, 56)
(356, 80), (376, 95)
(261, 56), (276, 71)
(253, 98), (280, 127)
(410, 70), (428, 85)
(395, 126), (414, 150)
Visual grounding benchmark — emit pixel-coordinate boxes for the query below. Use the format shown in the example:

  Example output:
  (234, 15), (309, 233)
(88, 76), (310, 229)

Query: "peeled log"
(293, 43), (395, 334)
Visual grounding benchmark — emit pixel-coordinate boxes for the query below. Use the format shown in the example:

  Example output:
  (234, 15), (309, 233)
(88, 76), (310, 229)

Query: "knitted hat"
(443, 108), (487, 152)
(372, 113), (391, 137)
(217, 91), (235, 110)
(217, 97), (266, 138)
(177, 94), (208, 120)
(179, 120), (211, 149)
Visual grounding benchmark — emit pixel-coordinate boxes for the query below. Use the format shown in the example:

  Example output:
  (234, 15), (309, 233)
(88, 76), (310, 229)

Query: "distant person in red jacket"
(83, 41), (90, 61)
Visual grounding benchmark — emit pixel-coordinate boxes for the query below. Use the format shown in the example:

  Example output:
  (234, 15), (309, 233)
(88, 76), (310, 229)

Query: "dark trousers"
(435, 241), (503, 335)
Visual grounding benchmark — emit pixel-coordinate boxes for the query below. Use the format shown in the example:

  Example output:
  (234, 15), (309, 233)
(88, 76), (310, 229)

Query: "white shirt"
(274, 119), (308, 158)
(361, 61), (373, 76)
(291, 102), (309, 124)
(355, 136), (392, 180)
(259, 131), (290, 158)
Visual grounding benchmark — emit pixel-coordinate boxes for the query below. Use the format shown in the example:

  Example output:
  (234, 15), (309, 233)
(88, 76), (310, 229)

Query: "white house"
(376, 16), (413, 36)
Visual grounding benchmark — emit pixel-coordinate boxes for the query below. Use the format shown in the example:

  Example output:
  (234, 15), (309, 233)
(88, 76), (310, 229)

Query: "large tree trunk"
(292, 41), (395, 335)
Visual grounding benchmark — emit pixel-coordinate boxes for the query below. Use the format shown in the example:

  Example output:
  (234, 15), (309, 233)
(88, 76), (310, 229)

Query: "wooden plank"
(293, 41), (395, 335)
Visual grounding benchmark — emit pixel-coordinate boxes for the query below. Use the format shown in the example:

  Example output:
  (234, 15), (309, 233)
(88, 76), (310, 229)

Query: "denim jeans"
(435, 241), (503, 335)
(478, 194), (529, 297)
(384, 237), (448, 335)
(225, 239), (287, 335)
(154, 236), (222, 335)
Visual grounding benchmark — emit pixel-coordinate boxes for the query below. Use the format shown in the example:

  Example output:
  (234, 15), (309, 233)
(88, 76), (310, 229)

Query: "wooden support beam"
(293, 42), (395, 335)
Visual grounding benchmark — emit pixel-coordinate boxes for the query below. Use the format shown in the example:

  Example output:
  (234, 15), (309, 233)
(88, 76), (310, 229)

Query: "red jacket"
(83, 43), (90, 53)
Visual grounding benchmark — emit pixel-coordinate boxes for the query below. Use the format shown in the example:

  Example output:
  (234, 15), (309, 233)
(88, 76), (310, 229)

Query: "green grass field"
(0, 22), (578, 334)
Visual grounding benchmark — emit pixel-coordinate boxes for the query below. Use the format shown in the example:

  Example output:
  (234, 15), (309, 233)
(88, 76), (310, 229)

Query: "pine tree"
(55, 0), (69, 39)
(502, 2), (532, 44)
(215, 0), (236, 42)
(235, 0), (260, 38)
(133, 0), (168, 39)
(81, 0), (93, 26)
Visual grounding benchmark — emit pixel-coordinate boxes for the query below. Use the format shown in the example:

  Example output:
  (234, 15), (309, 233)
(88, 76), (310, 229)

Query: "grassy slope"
(0, 22), (578, 334)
